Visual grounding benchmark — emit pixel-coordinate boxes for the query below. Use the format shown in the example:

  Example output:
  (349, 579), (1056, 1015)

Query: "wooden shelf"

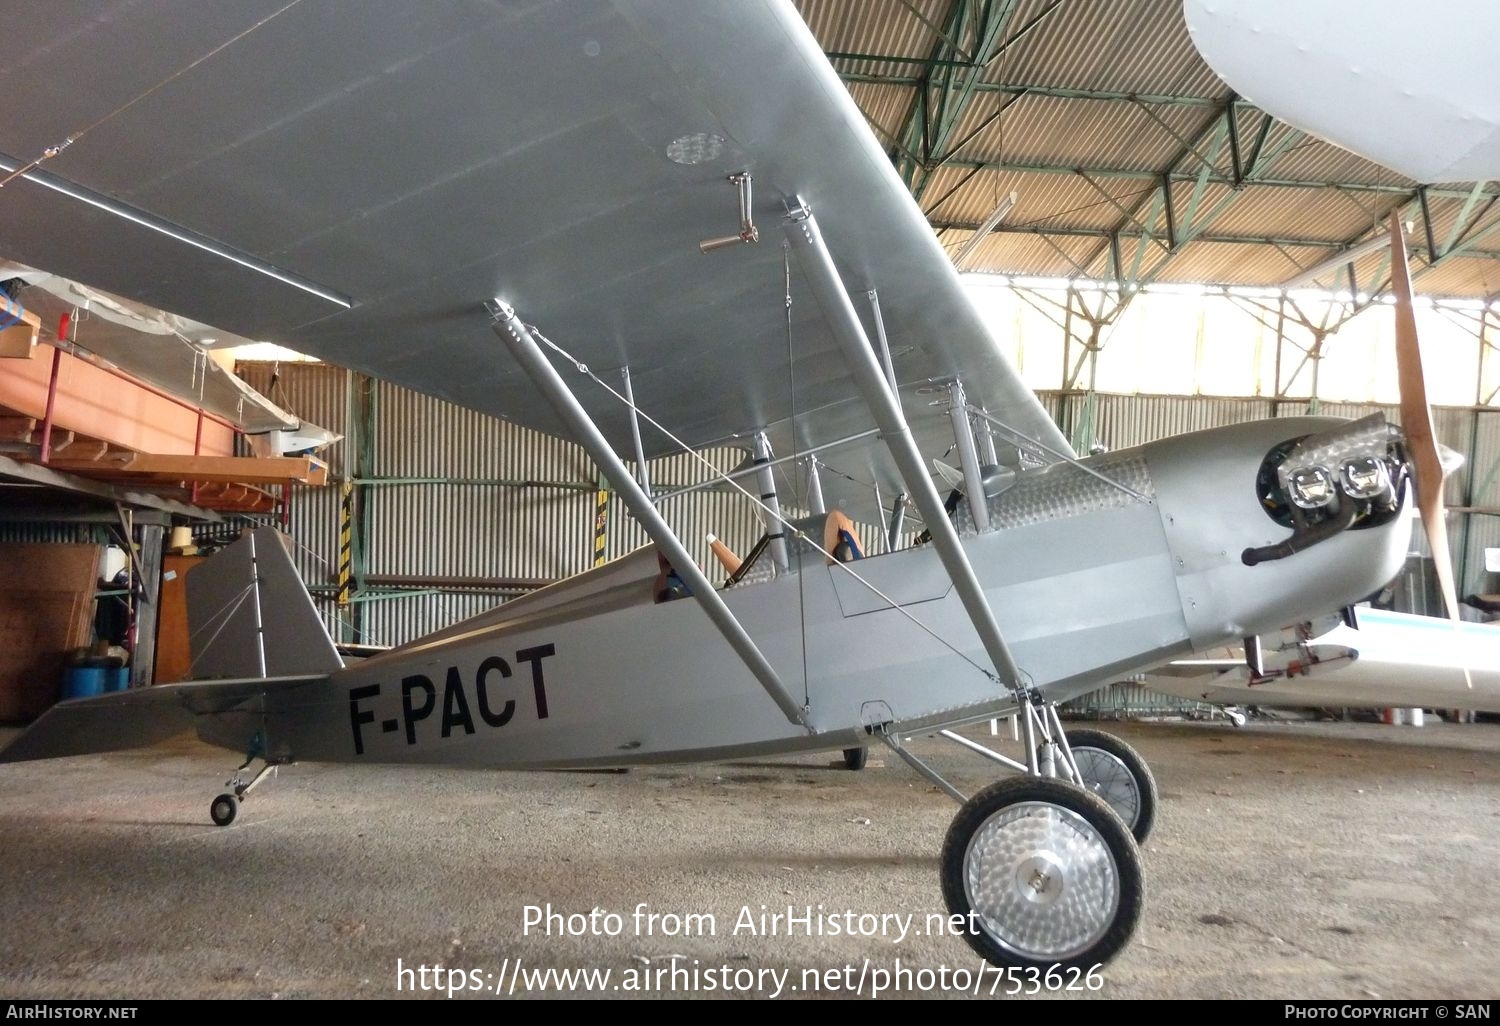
(47, 452), (328, 486)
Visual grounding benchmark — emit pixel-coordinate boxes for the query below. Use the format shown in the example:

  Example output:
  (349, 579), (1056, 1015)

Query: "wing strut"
(620, 365), (652, 497)
(752, 432), (790, 571)
(947, 380), (991, 532)
(783, 202), (1025, 690)
(804, 456), (826, 515)
(887, 493), (908, 551)
(486, 300), (812, 731)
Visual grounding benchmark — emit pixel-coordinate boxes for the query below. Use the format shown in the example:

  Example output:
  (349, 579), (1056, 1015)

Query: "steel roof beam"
(1077, 102), (1230, 285)
(837, 70), (1229, 108)
(928, 221), (1500, 257)
(886, 1), (972, 188)
(923, 158), (1490, 198)
(913, 1), (1024, 201)
(1439, 181), (1493, 262)
(828, 36), (1500, 292)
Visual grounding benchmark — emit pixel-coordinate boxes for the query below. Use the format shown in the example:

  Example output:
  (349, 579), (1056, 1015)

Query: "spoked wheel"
(942, 776), (1144, 971)
(842, 747), (868, 771)
(1063, 728), (1158, 843)
(210, 793), (238, 827)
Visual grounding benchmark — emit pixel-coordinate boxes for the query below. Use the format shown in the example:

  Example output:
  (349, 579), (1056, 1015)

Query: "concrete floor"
(0, 718), (1497, 1000)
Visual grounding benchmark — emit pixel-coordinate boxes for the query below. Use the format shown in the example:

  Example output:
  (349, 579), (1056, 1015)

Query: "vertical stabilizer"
(186, 527), (343, 679)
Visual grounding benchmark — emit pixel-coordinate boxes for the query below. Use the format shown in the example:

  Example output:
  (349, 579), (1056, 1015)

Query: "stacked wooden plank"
(0, 544), (101, 722)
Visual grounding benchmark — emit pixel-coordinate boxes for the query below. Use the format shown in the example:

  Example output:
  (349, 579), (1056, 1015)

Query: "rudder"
(186, 527), (343, 679)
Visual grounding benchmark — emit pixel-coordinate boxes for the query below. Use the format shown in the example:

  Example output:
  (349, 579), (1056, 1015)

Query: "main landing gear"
(1063, 728), (1157, 843)
(880, 697), (1156, 970)
(209, 757), (283, 827)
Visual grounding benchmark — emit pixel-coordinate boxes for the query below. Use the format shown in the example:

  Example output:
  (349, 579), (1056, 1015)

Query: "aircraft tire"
(1063, 729), (1158, 843)
(210, 793), (238, 827)
(941, 776), (1144, 972)
(842, 747), (868, 771)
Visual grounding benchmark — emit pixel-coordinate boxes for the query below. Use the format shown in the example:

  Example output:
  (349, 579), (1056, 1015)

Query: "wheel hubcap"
(1014, 852), (1065, 905)
(964, 801), (1120, 960)
(1071, 747), (1140, 830)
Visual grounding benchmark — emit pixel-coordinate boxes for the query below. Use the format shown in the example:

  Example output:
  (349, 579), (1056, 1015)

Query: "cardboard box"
(0, 296), (40, 359)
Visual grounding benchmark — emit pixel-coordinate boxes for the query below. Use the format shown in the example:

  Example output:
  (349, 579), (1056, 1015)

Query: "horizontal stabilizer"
(0, 675), (326, 763)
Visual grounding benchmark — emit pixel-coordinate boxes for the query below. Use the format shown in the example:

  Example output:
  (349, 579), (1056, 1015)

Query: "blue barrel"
(62, 666), (106, 699)
(104, 667), (130, 692)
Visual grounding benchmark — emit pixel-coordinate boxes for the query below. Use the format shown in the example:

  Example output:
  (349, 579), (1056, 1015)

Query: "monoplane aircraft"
(0, 1), (1446, 970)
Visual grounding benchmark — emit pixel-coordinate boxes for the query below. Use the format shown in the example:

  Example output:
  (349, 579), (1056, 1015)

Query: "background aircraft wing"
(1183, 0), (1500, 183)
(0, 0), (1067, 522)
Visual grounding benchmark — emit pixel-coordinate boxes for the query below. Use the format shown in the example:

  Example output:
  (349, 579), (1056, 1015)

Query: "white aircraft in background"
(1176, 0), (1498, 720)
(1142, 606), (1500, 718)
(1183, 0), (1500, 183)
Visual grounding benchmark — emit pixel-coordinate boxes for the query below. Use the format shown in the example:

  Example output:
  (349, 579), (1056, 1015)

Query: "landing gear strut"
(883, 695), (1155, 969)
(209, 757), (282, 827)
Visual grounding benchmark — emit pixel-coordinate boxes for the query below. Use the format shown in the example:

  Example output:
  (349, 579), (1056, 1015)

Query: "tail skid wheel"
(842, 747), (868, 771)
(942, 776), (1144, 971)
(210, 793), (238, 827)
(1063, 729), (1158, 843)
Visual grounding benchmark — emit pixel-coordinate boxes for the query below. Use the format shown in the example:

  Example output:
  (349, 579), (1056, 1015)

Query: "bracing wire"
(527, 327), (1001, 685)
(0, 1), (307, 190)
(184, 582), (257, 675)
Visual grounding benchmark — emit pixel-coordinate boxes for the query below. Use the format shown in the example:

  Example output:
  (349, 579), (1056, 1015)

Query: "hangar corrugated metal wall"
(236, 362), (768, 646)
(236, 363), (1500, 653)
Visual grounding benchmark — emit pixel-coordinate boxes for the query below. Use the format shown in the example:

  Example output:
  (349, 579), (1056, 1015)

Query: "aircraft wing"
(1144, 658), (1243, 679)
(0, 1), (1068, 521)
(1140, 609), (1500, 712)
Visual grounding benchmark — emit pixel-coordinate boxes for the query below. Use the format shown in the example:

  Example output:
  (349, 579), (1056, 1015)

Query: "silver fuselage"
(229, 417), (1410, 768)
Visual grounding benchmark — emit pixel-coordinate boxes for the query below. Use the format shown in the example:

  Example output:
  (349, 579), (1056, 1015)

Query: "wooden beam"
(47, 452), (327, 486)
(0, 416), (37, 442)
(49, 448), (138, 472)
(39, 429), (75, 453)
(194, 482), (277, 513)
(48, 437), (109, 461)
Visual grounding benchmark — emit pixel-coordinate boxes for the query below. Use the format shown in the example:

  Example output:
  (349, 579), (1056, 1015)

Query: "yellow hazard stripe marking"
(338, 479), (354, 606)
(592, 488), (608, 568)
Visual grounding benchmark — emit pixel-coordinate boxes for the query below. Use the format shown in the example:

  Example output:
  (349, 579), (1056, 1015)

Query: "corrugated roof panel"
(950, 93), (1210, 171)
(801, 0), (952, 75)
(926, 166), (1156, 235)
(1150, 240), (1329, 286)
(843, 80), (915, 144)
(1262, 136), (1413, 190)
(1417, 255), (1500, 299)
(1205, 186), (1387, 242)
(918, 163), (1023, 221)
(1164, 177), (1235, 235)
(994, 0), (1224, 97)
(959, 229), (1103, 277)
(793, 0), (1500, 296)
(1419, 195), (1500, 265)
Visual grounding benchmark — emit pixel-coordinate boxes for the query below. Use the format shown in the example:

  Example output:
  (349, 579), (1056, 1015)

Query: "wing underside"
(0, 1), (1068, 517)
